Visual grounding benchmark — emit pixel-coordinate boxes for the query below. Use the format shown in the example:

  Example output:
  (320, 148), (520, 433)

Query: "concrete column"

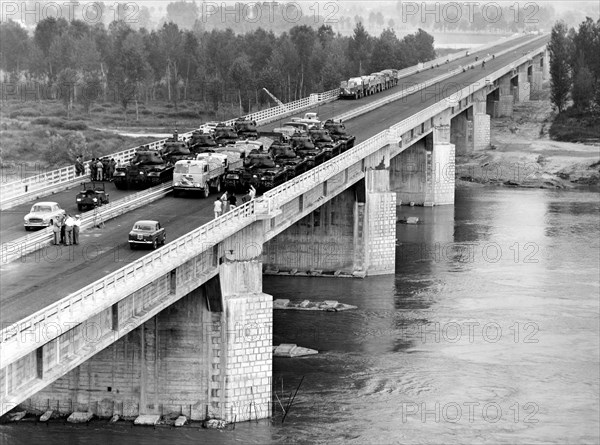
(360, 168), (396, 275)
(497, 73), (514, 117)
(531, 55), (543, 94)
(516, 64), (530, 102)
(451, 111), (473, 155)
(217, 228), (272, 422)
(542, 49), (550, 80)
(430, 122), (455, 206)
(472, 91), (490, 151)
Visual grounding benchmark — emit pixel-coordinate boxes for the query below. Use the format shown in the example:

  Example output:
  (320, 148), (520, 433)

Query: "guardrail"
(1, 183), (172, 264)
(0, 43), (548, 371)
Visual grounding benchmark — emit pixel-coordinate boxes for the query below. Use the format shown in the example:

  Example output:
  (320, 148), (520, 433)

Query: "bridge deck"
(0, 36), (548, 326)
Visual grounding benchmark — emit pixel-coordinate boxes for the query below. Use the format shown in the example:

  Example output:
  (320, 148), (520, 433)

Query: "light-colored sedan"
(24, 201), (66, 230)
(128, 220), (166, 250)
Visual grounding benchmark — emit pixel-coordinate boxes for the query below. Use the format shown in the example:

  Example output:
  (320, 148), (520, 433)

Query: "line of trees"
(0, 18), (436, 116)
(548, 17), (600, 113)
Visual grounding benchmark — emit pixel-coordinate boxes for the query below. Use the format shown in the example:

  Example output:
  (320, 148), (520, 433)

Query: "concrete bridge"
(0, 35), (549, 422)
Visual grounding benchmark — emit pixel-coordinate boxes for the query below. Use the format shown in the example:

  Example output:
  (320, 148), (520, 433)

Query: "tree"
(0, 21), (29, 73)
(348, 22), (371, 75)
(572, 65), (594, 111)
(55, 68), (78, 118)
(548, 21), (571, 112)
(229, 55), (253, 113)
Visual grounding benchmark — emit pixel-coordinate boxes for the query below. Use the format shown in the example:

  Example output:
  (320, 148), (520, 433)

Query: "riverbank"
(456, 84), (600, 189)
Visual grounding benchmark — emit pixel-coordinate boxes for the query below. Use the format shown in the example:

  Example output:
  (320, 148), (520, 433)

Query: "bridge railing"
(0, 42), (548, 366)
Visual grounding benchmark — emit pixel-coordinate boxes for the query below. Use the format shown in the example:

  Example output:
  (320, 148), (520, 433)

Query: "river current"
(1, 186), (598, 444)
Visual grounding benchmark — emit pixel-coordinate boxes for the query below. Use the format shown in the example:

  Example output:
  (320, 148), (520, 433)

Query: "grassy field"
(0, 99), (256, 181)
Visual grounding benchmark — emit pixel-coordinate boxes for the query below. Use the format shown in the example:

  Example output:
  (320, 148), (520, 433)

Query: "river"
(1, 186), (598, 444)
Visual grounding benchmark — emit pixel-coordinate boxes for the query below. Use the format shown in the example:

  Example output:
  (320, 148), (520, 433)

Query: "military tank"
(268, 140), (309, 180)
(233, 117), (259, 139)
(187, 130), (218, 154)
(113, 149), (174, 190)
(213, 123), (239, 146)
(323, 119), (356, 151)
(161, 141), (193, 164)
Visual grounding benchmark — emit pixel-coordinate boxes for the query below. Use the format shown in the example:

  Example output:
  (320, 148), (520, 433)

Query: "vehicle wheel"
(77, 204), (83, 211)
(173, 189), (180, 197)
(152, 239), (158, 250)
(25, 226), (31, 231)
(161, 234), (166, 246)
(130, 244), (135, 250)
(203, 183), (210, 198)
(215, 179), (221, 193)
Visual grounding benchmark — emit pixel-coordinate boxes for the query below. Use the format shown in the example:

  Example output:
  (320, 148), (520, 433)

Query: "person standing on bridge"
(220, 191), (229, 213)
(214, 198), (223, 219)
(95, 159), (103, 181)
(73, 214), (81, 245)
(64, 214), (74, 246)
(248, 185), (256, 200)
(52, 217), (61, 245)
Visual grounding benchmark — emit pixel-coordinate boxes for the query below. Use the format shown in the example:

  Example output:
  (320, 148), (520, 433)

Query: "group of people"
(214, 185), (256, 218)
(74, 156), (117, 181)
(90, 157), (117, 181)
(52, 214), (81, 246)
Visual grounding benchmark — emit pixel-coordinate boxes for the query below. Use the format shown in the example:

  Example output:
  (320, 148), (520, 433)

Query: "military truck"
(113, 149), (174, 190)
(323, 119), (356, 151)
(173, 152), (242, 198)
(233, 117), (259, 139)
(339, 77), (368, 99)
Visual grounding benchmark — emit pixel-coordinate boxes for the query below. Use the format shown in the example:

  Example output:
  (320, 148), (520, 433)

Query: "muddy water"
(1, 186), (598, 444)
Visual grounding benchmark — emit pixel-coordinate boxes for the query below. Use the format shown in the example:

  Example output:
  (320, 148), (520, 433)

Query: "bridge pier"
(472, 91), (491, 151)
(391, 118), (455, 206)
(496, 74), (514, 117)
(531, 54), (543, 94)
(263, 168), (396, 277)
(516, 64), (530, 102)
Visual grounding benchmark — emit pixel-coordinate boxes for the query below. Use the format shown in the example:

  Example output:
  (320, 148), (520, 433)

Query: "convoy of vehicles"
(75, 182), (110, 211)
(339, 69), (400, 99)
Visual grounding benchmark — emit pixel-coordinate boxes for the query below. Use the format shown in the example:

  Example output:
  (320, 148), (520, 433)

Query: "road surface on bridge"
(0, 35), (548, 326)
(0, 35), (536, 245)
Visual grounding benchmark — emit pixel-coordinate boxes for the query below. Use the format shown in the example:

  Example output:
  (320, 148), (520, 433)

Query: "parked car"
(23, 201), (66, 230)
(75, 182), (110, 211)
(128, 220), (166, 250)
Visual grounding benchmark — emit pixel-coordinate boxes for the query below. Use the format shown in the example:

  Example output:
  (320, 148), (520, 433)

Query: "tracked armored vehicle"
(113, 149), (174, 190)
